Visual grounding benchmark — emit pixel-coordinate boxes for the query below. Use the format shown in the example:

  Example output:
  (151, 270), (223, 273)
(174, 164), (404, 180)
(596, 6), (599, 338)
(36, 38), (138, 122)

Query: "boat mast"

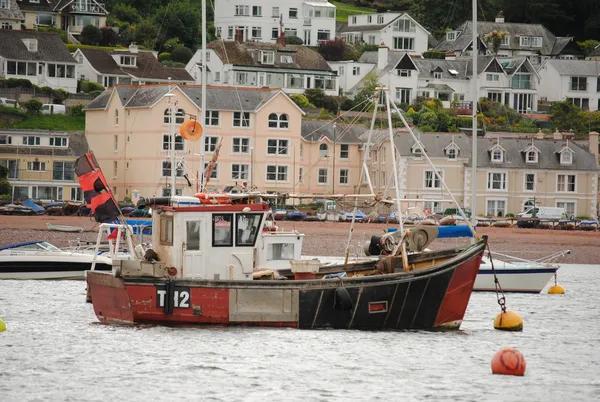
(199, 0), (207, 191)
(384, 89), (405, 240)
(166, 94), (177, 196)
(470, 0), (478, 235)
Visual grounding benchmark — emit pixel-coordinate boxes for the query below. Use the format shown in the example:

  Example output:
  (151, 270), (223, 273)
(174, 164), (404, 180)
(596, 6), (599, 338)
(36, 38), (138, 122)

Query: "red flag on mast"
(74, 153), (120, 223)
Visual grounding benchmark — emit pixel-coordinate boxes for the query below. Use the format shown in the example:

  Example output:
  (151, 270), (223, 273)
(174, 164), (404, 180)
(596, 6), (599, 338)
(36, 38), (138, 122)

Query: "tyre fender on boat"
(333, 287), (353, 311)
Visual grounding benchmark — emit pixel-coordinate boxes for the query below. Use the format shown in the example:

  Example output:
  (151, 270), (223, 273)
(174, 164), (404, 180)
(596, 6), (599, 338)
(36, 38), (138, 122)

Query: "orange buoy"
(179, 120), (203, 141)
(491, 347), (526, 376)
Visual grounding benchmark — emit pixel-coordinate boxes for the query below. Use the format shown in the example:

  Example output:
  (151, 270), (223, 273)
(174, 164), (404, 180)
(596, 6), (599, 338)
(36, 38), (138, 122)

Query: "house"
(337, 12), (435, 55)
(75, 44), (194, 87)
(340, 47), (540, 112)
(367, 130), (598, 219)
(0, 0), (24, 30)
(434, 13), (583, 65)
(327, 59), (375, 97)
(0, 30), (78, 92)
(0, 129), (86, 201)
(537, 59), (600, 111)
(185, 40), (338, 96)
(213, 0), (336, 46)
(17, 0), (58, 29)
(50, 0), (108, 38)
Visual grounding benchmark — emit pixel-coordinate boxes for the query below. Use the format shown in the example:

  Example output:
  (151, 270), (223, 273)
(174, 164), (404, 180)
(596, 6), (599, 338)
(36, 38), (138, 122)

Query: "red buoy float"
(491, 347), (526, 376)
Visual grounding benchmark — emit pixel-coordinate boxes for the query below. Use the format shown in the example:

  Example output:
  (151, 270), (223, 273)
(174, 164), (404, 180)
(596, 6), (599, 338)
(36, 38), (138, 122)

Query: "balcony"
(70, 3), (105, 14)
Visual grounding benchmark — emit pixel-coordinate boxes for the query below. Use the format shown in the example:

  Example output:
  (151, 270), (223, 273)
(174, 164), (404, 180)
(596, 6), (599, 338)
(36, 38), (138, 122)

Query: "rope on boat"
(487, 243), (507, 314)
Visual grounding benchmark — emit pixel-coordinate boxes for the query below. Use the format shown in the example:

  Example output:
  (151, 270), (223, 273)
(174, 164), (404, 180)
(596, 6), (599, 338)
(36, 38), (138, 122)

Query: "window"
(281, 55), (293, 64)
(395, 87), (411, 104)
(367, 15), (373, 23)
(313, 75), (336, 90)
(267, 139), (289, 155)
(216, 27), (222, 38)
(114, 135), (118, 152)
(318, 168), (328, 184)
(252, 5), (262, 16)
(556, 201), (576, 218)
(23, 136), (40, 146)
(53, 162), (74, 181)
(114, 109), (119, 126)
(569, 98), (590, 110)
(381, 171), (386, 186)
(235, 72), (249, 84)
(340, 144), (349, 159)
(487, 172), (507, 190)
(204, 136), (219, 152)
(0, 22), (11, 30)
(235, 5), (249, 16)
(28, 161), (46, 171)
(272, 7), (279, 18)
(162, 161), (183, 177)
(0, 159), (18, 179)
(71, 187), (83, 201)
(317, 30), (330, 41)
(597, 77), (600, 92)
(487, 199), (506, 217)
(393, 37), (415, 50)
(446, 31), (458, 41)
(351, 16), (357, 24)
(113, 161), (118, 178)
(339, 168), (349, 185)
(526, 150), (538, 163)
(272, 28), (279, 39)
(378, 15), (384, 24)
(298, 167), (303, 183)
(519, 36), (542, 48)
(447, 148), (457, 159)
(512, 74), (531, 90)
(488, 92), (502, 102)
(215, 72), (220, 82)
(501, 35), (510, 46)
(560, 150), (573, 165)
(212, 214), (233, 247)
(261, 51), (274, 64)
(6, 61), (37, 76)
(557, 174), (576, 192)
(424, 200), (443, 214)
(46, 63), (75, 78)
(268, 113), (289, 129)
(203, 162), (219, 179)
(164, 108), (185, 124)
(393, 19), (416, 32)
(232, 137), (250, 154)
(398, 69), (411, 77)
(233, 111), (250, 128)
(266, 165), (288, 181)
(252, 26), (262, 39)
(32, 186), (62, 201)
(284, 28), (297, 37)
(368, 36), (375, 45)
(161, 188), (182, 197)
(232, 164), (249, 180)
(205, 110), (219, 126)
(162, 134), (184, 151)
(319, 143), (328, 157)
(49, 137), (67, 147)
(570, 77), (587, 91)
(486, 73), (500, 82)
(525, 173), (535, 191)
(352, 66), (361, 75)
(491, 148), (503, 162)
(289, 8), (298, 18)
(120, 56), (134, 66)
(228, 26), (234, 39)
(424, 170), (443, 188)
(0, 135), (11, 145)
(433, 71), (442, 79)
(236, 214), (262, 246)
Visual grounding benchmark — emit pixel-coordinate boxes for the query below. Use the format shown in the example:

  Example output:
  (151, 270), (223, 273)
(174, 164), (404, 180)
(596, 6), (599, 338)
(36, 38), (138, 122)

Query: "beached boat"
(273, 209), (288, 220)
(46, 223), (85, 232)
(0, 240), (112, 280)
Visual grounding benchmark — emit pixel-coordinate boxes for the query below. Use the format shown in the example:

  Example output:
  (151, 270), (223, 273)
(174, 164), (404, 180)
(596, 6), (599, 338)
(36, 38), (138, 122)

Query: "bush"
(159, 60), (186, 68)
(0, 178), (11, 196)
(285, 36), (303, 45)
(290, 94), (315, 108)
(317, 38), (347, 61)
(79, 80), (105, 93)
(99, 27), (120, 47)
(0, 165), (8, 180)
(52, 88), (69, 102)
(162, 38), (181, 53)
(40, 86), (53, 94)
(37, 26), (68, 43)
(0, 105), (26, 116)
(423, 50), (446, 59)
(158, 52), (172, 62)
(80, 25), (103, 45)
(71, 104), (85, 117)
(4, 78), (33, 88)
(171, 46), (193, 63)
(24, 99), (43, 115)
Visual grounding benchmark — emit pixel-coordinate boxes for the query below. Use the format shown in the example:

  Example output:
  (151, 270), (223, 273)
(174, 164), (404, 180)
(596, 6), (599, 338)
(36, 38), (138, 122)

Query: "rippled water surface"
(1, 264), (600, 401)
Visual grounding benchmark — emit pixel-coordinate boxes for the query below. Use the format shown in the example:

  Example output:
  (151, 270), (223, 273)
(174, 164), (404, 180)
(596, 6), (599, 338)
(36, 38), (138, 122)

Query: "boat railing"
(90, 223), (143, 270)
(485, 249), (570, 267)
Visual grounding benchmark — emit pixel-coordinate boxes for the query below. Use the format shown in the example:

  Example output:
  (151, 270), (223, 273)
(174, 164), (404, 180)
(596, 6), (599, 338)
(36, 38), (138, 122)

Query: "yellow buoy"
(0, 317), (6, 332)
(494, 310), (523, 331)
(548, 285), (565, 294)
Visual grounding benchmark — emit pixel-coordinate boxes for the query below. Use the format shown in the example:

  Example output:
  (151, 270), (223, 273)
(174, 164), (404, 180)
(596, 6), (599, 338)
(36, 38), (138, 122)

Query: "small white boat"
(46, 223), (85, 232)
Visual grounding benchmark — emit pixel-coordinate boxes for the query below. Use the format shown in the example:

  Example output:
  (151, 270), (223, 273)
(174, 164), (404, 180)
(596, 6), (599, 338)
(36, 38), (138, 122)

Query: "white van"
(41, 104), (66, 115)
(0, 97), (18, 108)
(517, 206), (565, 220)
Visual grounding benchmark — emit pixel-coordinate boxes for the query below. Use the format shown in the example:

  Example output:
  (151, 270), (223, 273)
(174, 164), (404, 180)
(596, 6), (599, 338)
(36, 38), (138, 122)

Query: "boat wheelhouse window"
(267, 243), (295, 261)
(186, 221), (200, 251)
(212, 214), (233, 247)
(236, 213), (262, 246)
(159, 214), (173, 245)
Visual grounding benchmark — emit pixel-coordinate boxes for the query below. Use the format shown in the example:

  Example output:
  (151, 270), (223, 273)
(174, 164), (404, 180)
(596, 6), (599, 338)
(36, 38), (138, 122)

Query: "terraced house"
(0, 129), (85, 202)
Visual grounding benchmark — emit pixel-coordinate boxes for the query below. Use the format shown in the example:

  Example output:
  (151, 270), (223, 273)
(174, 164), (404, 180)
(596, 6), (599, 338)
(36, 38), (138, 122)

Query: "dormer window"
(559, 147), (574, 165)
(22, 39), (38, 52)
(446, 31), (459, 41)
(501, 35), (510, 46)
(120, 56), (135, 66)
(445, 141), (460, 159)
(261, 51), (275, 65)
(489, 142), (505, 163)
(433, 71), (442, 79)
(0, 0), (8, 9)
(526, 150), (537, 163)
(411, 141), (425, 157)
(519, 36), (542, 48)
(280, 55), (293, 64)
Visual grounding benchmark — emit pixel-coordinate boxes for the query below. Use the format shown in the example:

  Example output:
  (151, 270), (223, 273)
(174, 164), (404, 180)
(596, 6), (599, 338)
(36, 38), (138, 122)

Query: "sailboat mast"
(470, 0), (478, 231)
(169, 97), (177, 195)
(200, 0), (207, 191)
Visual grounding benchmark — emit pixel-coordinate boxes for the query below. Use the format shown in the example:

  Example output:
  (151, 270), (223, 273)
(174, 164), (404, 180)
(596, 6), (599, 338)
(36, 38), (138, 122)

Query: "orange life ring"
(179, 120), (203, 141)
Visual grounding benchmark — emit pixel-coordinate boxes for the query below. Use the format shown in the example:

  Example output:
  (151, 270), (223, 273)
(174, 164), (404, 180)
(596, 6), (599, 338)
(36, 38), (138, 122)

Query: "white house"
(434, 12), (583, 65)
(0, 0), (24, 30)
(337, 12), (435, 55)
(213, 0), (336, 46)
(538, 59), (600, 111)
(327, 60), (375, 97)
(186, 40), (338, 96)
(0, 30), (78, 92)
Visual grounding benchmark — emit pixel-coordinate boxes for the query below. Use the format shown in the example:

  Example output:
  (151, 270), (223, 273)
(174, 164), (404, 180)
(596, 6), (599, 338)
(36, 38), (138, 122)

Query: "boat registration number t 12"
(155, 285), (191, 308)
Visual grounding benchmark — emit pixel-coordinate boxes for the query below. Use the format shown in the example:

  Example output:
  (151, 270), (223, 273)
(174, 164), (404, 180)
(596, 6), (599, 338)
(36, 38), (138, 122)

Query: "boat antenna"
(199, 0), (207, 192)
(470, 0), (478, 241)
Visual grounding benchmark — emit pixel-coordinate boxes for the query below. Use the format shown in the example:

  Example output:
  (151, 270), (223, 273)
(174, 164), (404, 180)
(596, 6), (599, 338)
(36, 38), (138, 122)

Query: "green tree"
(24, 99), (43, 115)
(153, 0), (201, 49)
(110, 2), (140, 24)
(80, 25), (102, 45)
(317, 38), (347, 61)
(353, 73), (381, 111)
(133, 18), (159, 49)
(171, 47), (193, 63)
(290, 94), (315, 108)
(577, 39), (600, 56)
(550, 100), (584, 132)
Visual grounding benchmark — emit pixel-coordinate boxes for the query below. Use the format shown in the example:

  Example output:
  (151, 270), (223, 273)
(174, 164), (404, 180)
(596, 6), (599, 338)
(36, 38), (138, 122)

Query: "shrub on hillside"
(24, 99), (43, 115)
(100, 27), (120, 47)
(80, 25), (103, 45)
(317, 38), (347, 61)
(71, 104), (85, 117)
(4, 78), (33, 88)
(171, 47), (193, 63)
(80, 80), (105, 93)
(158, 52), (172, 62)
(290, 94), (315, 108)
(0, 105), (26, 116)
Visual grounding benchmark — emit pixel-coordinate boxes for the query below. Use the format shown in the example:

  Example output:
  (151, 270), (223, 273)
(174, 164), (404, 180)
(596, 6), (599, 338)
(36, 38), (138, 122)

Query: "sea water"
(0, 264), (599, 401)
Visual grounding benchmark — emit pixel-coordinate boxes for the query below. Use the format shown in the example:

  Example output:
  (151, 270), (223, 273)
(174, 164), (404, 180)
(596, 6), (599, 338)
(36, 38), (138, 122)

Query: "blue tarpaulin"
(22, 199), (45, 213)
(387, 225), (475, 238)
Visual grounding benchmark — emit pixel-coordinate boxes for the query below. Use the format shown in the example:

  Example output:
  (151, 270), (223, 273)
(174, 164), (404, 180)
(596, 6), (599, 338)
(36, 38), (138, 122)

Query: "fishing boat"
(46, 223), (85, 232)
(0, 240), (112, 280)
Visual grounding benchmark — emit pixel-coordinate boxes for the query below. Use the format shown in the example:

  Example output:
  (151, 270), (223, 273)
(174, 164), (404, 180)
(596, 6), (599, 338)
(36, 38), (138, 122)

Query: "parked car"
(41, 104), (66, 115)
(0, 97), (18, 108)
(443, 207), (472, 218)
(517, 206), (565, 220)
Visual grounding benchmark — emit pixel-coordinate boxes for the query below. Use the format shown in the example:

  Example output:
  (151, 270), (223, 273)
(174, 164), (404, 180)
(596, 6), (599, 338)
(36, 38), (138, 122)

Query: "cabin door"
(183, 218), (206, 278)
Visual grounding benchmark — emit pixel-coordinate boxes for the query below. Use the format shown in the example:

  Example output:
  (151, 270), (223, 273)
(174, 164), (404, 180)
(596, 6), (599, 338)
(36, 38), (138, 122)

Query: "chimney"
(377, 43), (388, 70)
(536, 128), (544, 140)
(445, 51), (456, 60)
(553, 129), (563, 140)
(495, 11), (505, 23)
(128, 43), (139, 54)
(589, 131), (599, 160)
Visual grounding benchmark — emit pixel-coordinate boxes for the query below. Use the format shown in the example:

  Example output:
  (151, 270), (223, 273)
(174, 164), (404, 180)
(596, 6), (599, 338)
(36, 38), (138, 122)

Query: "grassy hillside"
(0, 114), (85, 131)
(331, 1), (376, 22)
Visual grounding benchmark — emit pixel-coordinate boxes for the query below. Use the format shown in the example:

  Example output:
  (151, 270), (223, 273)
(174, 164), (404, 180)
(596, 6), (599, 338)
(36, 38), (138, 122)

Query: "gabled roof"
(79, 48), (193, 81)
(588, 44), (600, 59)
(86, 85), (288, 113)
(207, 40), (332, 72)
(541, 59), (600, 76)
(0, 0), (24, 20)
(0, 31), (75, 63)
(17, 0), (55, 13)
